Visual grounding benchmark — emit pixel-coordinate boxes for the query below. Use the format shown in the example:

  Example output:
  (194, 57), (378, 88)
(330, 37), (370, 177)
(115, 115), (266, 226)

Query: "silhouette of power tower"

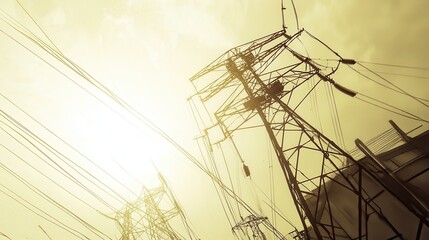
(233, 215), (268, 240)
(115, 174), (197, 240)
(190, 29), (429, 239)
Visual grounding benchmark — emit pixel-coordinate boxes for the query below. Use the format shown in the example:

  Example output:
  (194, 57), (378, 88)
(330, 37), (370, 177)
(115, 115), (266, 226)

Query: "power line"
(0, 144), (105, 213)
(0, 15), (277, 239)
(0, 162), (110, 239)
(0, 232), (12, 240)
(0, 183), (88, 239)
(0, 111), (124, 209)
(357, 60), (429, 71)
(38, 225), (54, 240)
(347, 64), (429, 102)
(358, 70), (429, 81)
(357, 62), (429, 108)
(13, 0), (61, 53)
(0, 91), (139, 198)
(356, 93), (429, 123)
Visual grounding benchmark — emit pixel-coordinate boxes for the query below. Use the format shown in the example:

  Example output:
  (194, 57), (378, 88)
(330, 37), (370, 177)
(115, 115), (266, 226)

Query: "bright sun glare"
(71, 105), (165, 188)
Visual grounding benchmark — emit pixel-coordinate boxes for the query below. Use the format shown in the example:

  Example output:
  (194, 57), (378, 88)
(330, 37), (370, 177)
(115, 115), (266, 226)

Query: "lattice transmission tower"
(114, 174), (198, 240)
(233, 215), (268, 240)
(190, 28), (429, 239)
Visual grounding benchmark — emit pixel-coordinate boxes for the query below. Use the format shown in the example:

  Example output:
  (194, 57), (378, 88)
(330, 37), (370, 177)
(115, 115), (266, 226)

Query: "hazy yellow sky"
(0, 0), (428, 239)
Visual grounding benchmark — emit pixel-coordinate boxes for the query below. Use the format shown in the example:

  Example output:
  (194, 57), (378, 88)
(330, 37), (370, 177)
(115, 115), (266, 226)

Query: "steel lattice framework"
(115, 174), (197, 240)
(233, 215), (269, 240)
(190, 29), (429, 239)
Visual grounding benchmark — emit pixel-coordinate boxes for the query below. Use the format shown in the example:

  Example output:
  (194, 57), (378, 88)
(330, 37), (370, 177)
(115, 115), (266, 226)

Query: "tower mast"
(190, 27), (429, 238)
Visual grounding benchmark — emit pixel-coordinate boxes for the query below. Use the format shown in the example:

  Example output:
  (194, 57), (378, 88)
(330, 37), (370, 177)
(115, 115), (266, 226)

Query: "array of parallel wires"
(303, 56), (429, 165)
(353, 62), (429, 108)
(348, 127), (402, 159)
(311, 59), (429, 125)
(302, 32), (347, 153)
(306, 29), (429, 141)
(348, 124), (424, 160)
(0, 2), (145, 226)
(0, 232), (12, 240)
(0, 3), (160, 240)
(325, 84), (346, 149)
(188, 88), (283, 239)
(347, 63), (429, 119)
(162, 177), (199, 240)
(301, 30), (429, 184)
(188, 97), (243, 235)
(0, 93), (150, 239)
(0, 109), (132, 206)
(0, 101), (145, 239)
(1, 2), (278, 239)
(188, 95), (296, 240)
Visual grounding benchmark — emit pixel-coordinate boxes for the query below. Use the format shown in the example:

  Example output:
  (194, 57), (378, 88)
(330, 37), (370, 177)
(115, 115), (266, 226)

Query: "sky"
(0, 0), (428, 239)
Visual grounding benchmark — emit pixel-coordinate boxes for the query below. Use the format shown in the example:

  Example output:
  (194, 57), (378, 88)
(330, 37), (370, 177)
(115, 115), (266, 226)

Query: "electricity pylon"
(233, 215), (268, 240)
(115, 174), (197, 240)
(190, 29), (429, 239)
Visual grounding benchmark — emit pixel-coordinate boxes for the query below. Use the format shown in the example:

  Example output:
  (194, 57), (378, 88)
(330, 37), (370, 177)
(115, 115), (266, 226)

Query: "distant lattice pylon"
(115, 174), (198, 240)
(233, 215), (269, 240)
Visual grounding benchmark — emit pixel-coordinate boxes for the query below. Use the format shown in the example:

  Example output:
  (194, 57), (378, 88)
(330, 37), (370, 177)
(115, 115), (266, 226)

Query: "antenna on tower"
(281, 0), (286, 31)
(281, 0), (300, 32)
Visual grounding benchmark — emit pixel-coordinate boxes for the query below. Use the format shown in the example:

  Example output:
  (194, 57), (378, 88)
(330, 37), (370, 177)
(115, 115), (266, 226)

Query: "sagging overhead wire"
(0, 183), (89, 239)
(14, 0), (60, 53)
(303, 30), (429, 109)
(346, 64), (429, 103)
(1, 3), (287, 236)
(189, 98), (249, 228)
(310, 57), (429, 102)
(0, 132), (115, 239)
(304, 30), (342, 59)
(355, 93), (429, 124)
(218, 141), (244, 216)
(0, 92), (139, 198)
(1, 144), (106, 213)
(329, 65), (429, 123)
(189, 98), (248, 230)
(38, 226), (54, 240)
(0, 110), (125, 209)
(0, 232), (12, 240)
(302, 59), (429, 129)
(359, 70), (429, 81)
(0, 160), (111, 240)
(0, 107), (154, 239)
(357, 60), (429, 71)
(357, 62), (429, 108)
(297, 33), (428, 122)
